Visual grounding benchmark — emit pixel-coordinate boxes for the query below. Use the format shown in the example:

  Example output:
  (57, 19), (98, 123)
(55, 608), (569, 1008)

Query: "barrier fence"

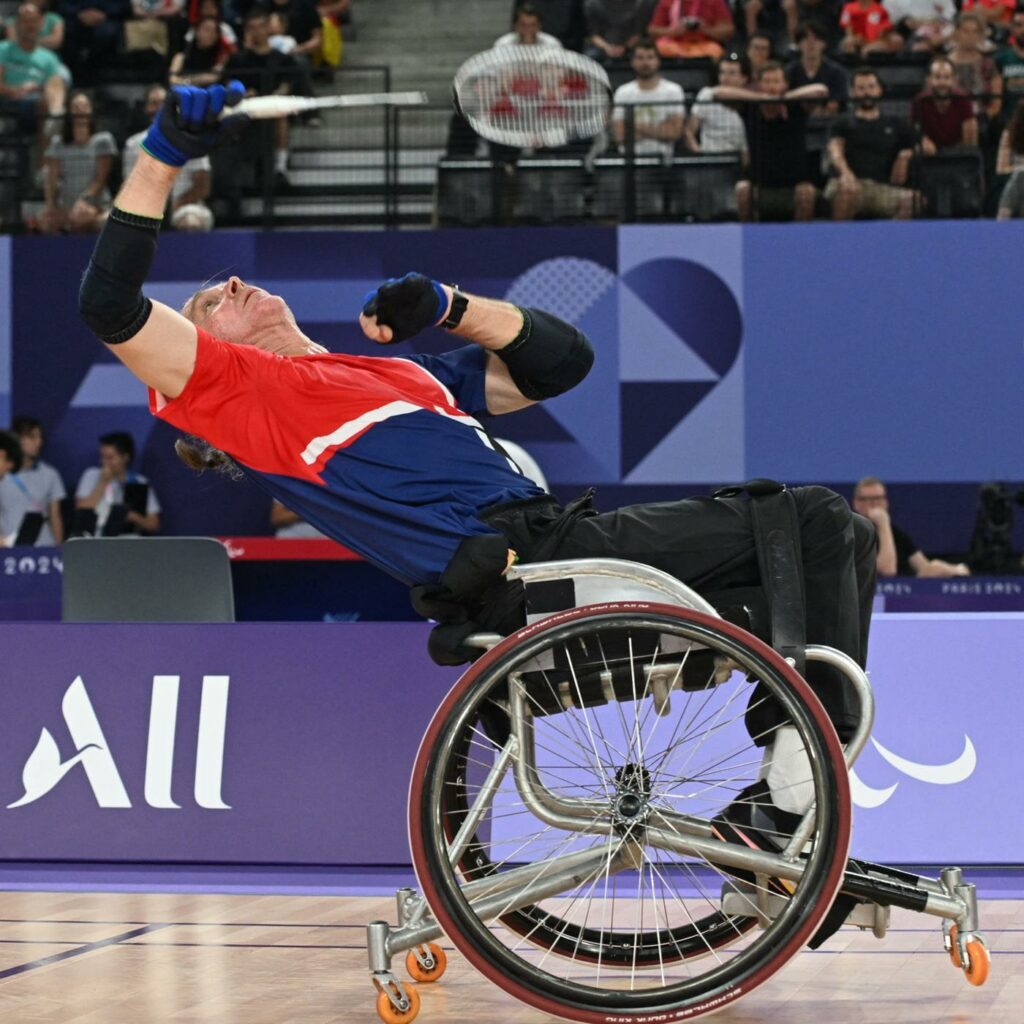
(0, 68), (1011, 231)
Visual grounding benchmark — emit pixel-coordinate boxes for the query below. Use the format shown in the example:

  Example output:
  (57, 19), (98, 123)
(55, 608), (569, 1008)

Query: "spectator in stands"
(947, 12), (1003, 121)
(224, 7), (300, 184)
(75, 430), (161, 535)
(5, 0), (72, 84)
(826, 67), (917, 218)
(271, 498), (327, 537)
(838, 0), (893, 56)
(686, 52), (749, 161)
(0, 431), (25, 546)
(853, 476), (969, 577)
(0, 2), (67, 139)
(647, 0), (735, 59)
(883, 0), (955, 54)
(793, 0), (844, 50)
(183, 0), (237, 50)
(123, 0), (186, 63)
(912, 55), (978, 152)
(38, 89), (116, 233)
(170, 13), (229, 83)
(0, 416), (66, 544)
(745, 30), (774, 77)
(960, 0), (1015, 29)
(611, 36), (685, 158)
(59, 0), (129, 85)
(513, 0), (587, 50)
(742, 3), (790, 56)
(266, 0), (322, 67)
(495, 3), (564, 47)
(583, 0), (656, 63)
(786, 20), (848, 111)
(268, 9), (296, 52)
(996, 101), (1024, 215)
(995, 7), (1024, 114)
(713, 60), (826, 219)
(123, 84), (213, 229)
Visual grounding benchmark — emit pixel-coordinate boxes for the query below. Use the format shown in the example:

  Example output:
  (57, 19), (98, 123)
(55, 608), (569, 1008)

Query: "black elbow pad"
(497, 307), (594, 401)
(79, 208), (160, 344)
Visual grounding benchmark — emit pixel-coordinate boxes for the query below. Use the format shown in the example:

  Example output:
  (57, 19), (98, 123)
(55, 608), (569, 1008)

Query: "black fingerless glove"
(142, 81), (248, 167)
(361, 272), (447, 344)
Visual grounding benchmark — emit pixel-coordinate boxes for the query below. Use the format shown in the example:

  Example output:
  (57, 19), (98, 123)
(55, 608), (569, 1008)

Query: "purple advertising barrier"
(0, 614), (1020, 866)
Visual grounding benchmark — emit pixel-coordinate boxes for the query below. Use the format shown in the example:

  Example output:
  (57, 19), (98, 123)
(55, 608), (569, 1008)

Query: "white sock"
(763, 725), (816, 815)
(274, 149), (288, 173)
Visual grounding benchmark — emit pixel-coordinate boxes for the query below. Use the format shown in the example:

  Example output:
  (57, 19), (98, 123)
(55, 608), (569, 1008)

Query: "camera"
(968, 482), (1024, 574)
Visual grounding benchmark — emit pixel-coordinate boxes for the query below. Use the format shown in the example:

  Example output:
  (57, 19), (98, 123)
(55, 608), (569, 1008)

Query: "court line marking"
(0, 924), (169, 980)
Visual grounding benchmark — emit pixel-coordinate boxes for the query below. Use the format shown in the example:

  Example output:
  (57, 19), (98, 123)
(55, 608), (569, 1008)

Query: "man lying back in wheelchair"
(77, 90), (875, 943)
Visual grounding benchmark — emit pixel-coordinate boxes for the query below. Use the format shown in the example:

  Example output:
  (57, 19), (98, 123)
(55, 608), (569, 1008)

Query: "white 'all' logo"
(7, 675), (231, 810)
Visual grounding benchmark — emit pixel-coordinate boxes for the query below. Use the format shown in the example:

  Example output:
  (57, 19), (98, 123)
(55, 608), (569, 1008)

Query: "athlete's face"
(185, 276), (324, 356)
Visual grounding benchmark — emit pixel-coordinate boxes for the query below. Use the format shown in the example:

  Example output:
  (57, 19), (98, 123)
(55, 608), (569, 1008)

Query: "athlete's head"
(183, 276), (326, 356)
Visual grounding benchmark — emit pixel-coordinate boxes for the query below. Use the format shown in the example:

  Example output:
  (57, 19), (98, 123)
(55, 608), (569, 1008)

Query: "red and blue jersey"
(149, 328), (544, 584)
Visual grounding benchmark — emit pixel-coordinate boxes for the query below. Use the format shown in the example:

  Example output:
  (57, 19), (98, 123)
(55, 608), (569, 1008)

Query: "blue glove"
(142, 81), (248, 168)
(361, 273), (448, 344)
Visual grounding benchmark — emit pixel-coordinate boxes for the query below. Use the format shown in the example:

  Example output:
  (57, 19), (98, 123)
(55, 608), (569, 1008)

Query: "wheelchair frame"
(364, 558), (988, 1023)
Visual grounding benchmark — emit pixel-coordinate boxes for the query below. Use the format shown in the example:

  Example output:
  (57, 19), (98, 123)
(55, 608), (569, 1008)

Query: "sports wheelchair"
(364, 557), (989, 1023)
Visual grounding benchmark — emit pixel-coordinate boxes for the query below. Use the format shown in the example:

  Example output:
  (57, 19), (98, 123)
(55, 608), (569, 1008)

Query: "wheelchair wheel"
(410, 602), (851, 1022)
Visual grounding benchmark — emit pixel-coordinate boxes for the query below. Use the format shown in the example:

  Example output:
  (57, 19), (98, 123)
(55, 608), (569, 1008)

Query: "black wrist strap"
(441, 287), (469, 330)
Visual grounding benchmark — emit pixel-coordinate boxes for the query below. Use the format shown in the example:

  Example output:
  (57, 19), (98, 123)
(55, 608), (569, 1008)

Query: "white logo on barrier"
(7, 675), (231, 810)
(850, 734), (976, 808)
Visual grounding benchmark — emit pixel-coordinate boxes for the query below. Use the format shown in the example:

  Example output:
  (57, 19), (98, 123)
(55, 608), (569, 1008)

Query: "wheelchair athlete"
(78, 82), (877, 944)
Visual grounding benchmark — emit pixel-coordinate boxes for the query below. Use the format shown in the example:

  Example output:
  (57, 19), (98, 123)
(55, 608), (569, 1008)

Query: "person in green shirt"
(0, 2), (67, 135)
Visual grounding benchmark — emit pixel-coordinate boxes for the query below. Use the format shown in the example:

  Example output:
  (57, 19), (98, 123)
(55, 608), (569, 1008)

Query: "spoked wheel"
(411, 602), (852, 1023)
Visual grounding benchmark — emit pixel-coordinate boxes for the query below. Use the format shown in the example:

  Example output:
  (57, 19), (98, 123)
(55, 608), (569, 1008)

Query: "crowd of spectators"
(0, 0), (353, 231)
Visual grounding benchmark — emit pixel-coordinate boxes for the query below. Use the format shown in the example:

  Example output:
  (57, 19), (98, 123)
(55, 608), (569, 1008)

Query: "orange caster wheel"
(376, 984), (420, 1023)
(963, 939), (990, 987)
(406, 943), (448, 983)
(948, 925), (962, 968)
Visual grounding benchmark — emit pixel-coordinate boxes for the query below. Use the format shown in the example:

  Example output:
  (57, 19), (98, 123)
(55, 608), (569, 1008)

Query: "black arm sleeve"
(495, 307), (594, 401)
(78, 207), (162, 344)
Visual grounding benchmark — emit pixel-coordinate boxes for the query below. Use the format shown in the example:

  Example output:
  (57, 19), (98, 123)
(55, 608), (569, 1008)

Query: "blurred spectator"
(0, 416), (66, 545)
(0, 431), (24, 546)
(123, 0), (186, 62)
(742, 2), (792, 55)
(4, 0), (72, 83)
(826, 67), (917, 218)
(838, 0), (893, 57)
(75, 431), (161, 535)
(611, 36), (685, 157)
(224, 7), (300, 183)
(268, 9), (296, 52)
(59, 0), (129, 84)
(511, 0), (587, 50)
(793, 0), (844, 49)
(123, 83), (213, 229)
(266, 0), (322, 65)
(745, 30), (774, 76)
(583, 0), (656, 63)
(37, 89), (115, 234)
(786, 20), (848, 111)
(996, 102), (1024, 215)
(947, 11), (1003, 121)
(0, 2), (67, 139)
(687, 52), (750, 157)
(495, 3), (565, 47)
(912, 55), (978, 152)
(647, 0), (735, 59)
(271, 498), (326, 537)
(853, 476), (969, 577)
(883, 0), (955, 54)
(713, 60), (826, 219)
(183, 0), (237, 50)
(960, 0), (1015, 29)
(170, 13), (229, 83)
(995, 7), (1024, 114)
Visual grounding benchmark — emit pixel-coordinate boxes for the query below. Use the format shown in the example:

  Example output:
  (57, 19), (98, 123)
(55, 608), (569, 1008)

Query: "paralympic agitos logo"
(6, 676), (231, 810)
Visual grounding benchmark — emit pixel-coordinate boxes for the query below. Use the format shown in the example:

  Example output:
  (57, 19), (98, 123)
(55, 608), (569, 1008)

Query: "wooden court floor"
(0, 892), (1020, 1023)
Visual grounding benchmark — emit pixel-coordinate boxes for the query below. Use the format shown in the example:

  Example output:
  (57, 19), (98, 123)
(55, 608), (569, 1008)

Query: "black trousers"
(481, 485), (877, 742)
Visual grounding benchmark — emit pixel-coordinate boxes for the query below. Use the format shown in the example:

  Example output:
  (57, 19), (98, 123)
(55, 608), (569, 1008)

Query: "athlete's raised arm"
(78, 83), (247, 400)
(359, 274), (594, 415)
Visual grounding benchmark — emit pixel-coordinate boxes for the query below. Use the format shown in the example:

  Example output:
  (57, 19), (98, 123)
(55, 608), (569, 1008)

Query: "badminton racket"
(228, 91), (429, 120)
(453, 46), (611, 149)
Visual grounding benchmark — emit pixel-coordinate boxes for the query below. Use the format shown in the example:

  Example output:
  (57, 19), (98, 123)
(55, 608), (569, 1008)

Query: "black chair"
(591, 156), (672, 221)
(62, 537), (236, 622)
(511, 158), (588, 223)
(436, 159), (501, 226)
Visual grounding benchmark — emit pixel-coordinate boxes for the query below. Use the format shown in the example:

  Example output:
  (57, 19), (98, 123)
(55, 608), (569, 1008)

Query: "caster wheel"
(376, 984), (421, 1023)
(948, 924), (962, 968)
(963, 939), (991, 987)
(406, 943), (448, 983)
